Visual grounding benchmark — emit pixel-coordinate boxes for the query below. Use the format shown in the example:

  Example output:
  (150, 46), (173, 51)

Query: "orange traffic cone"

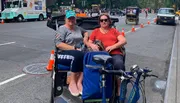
(131, 25), (135, 32)
(122, 28), (125, 36)
(46, 50), (55, 71)
(140, 23), (144, 28)
(1, 20), (4, 24)
(148, 21), (150, 24)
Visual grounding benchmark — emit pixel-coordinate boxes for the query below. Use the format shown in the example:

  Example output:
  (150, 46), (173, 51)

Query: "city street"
(0, 13), (177, 103)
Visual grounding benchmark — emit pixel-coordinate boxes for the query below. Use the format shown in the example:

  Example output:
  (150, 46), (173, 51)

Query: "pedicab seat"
(93, 55), (113, 65)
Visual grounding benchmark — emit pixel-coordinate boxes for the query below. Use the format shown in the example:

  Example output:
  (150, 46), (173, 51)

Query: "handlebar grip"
(102, 70), (124, 76)
(142, 68), (152, 73)
(85, 65), (102, 69)
(149, 74), (158, 78)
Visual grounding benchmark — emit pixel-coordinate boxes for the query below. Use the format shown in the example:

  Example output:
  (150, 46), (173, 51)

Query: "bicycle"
(85, 54), (158, 103)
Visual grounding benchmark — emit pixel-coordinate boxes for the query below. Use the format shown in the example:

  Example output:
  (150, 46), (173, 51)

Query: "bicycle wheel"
(126, 80), (146, 103)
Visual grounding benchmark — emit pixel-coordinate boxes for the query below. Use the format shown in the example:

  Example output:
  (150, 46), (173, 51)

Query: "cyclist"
(55, 10), (89, 96)
(88, 13), (127, 102)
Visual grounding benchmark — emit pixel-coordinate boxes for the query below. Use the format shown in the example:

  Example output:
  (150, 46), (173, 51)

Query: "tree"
(73, 0), (179, 10)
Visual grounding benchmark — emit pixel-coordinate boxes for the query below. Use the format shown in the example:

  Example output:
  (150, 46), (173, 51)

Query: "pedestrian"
(145, 9), (148, 18)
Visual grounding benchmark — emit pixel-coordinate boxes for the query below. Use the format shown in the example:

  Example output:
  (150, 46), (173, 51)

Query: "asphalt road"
(0, 14), (177, 103)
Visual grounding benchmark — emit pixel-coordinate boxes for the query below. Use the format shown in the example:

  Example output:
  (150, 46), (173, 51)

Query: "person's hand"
(90, 43), (99, 51)
(76, 48), (81, 51)
(105, 45), (115, 53)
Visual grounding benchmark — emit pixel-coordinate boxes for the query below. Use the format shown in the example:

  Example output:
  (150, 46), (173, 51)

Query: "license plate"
(129, 20), (133, 22)
(163, 20), (167, 22)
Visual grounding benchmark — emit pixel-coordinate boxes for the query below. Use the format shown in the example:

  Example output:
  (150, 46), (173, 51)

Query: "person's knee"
(112, 55), (125, 70)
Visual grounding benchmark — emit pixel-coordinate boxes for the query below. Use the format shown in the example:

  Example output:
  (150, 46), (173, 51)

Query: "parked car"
(110, 9), (125, 16)
(156, 8), (176, 25)
(176, 10), (180, 16)
(175, 10), (180, 20)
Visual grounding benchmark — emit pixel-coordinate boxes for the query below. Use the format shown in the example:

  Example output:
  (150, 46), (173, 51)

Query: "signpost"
(81, 0), (86, 7)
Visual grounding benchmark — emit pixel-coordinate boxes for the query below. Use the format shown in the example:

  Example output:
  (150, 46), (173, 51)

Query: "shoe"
(116, 96), (125, 103)
(79, 91), (82, 95)
(115, 96), (120, 103)
(68, 84), (80, 96)
(77, 83), (83, 95)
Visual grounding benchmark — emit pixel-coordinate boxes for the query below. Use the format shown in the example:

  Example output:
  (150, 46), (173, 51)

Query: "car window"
(158, 9), (175, 14)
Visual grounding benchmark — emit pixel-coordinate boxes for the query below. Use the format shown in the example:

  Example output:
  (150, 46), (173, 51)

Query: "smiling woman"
(55, 10), (89, 96)
(88, 13), (127, 102)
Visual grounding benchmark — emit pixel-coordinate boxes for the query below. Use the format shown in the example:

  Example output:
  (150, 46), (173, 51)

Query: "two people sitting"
(55, 10), (127, 101)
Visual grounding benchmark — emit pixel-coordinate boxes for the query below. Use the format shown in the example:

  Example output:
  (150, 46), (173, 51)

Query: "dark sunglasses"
(100, 19), (108, 22)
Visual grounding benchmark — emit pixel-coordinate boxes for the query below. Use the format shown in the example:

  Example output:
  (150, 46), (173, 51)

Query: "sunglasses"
(100, 19), (108, 22)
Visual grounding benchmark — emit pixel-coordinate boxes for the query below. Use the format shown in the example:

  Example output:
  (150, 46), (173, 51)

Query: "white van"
(156, 8), (176, 25)
(0, 0), (46, 22)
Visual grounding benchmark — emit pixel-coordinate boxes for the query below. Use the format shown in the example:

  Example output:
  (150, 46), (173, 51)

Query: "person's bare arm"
(112, 35), (127, 49)
(56, 43), (75, 50)
(105, 35), (127, 52)
(83, 31), (90, 47)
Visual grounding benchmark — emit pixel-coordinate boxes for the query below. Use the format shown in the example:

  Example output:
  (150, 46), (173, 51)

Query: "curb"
(164, 22), (179, 103)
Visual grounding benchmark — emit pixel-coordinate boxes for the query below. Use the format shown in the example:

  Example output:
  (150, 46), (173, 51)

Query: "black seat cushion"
(93, 55), (112, 65)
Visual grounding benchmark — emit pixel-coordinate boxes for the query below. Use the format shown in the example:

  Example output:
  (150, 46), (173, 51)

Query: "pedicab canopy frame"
(47, 15), (119, 30)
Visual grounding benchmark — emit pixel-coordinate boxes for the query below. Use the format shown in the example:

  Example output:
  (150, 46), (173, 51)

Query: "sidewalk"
(164, 21), (180, 103)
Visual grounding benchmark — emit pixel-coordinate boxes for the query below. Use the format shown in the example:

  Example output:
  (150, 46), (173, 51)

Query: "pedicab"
(47, 15), (124, 103)
(125, 6), (140, 25)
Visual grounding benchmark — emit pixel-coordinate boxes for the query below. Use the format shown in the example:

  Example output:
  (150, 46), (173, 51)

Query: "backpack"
(82, 51), (113, 100)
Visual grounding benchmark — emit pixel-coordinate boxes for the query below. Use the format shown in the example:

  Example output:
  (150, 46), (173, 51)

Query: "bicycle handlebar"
(85, 64), (133, 79)
(131, 65), (158, 78)
(85, 65), (102, 69)
(85, 64), (158, 79)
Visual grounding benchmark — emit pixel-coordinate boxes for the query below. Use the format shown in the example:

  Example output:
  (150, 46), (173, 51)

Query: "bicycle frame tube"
(102, 66), (106, 103)
(120, 79), (130, 102)
(128, 72), (142, 103)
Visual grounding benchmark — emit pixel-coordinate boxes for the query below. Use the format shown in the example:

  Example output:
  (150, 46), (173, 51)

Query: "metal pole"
(0, 0), (2, 12)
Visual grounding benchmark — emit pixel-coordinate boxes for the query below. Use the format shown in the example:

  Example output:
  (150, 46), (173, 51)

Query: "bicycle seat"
(93, 55), (112, 65)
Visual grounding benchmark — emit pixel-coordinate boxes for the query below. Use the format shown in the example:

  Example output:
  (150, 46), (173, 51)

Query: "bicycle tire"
(125, 80), (146, 103)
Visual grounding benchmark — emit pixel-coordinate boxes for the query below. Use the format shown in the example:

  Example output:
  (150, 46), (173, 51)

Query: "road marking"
(0, 42), (16, 46)
(0, 74), (26, 86)
(0, 26), (45, 33)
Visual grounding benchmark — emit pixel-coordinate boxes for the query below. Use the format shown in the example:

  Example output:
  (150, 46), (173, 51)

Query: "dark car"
(110, 9), (125, 16)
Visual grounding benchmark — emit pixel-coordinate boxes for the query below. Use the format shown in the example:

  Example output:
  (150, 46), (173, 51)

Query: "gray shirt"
(55, 25), (87, 46)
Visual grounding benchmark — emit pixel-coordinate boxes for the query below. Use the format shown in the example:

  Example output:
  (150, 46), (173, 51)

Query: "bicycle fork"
(119, 80), (129, 103)
(101, 66), (106, 103)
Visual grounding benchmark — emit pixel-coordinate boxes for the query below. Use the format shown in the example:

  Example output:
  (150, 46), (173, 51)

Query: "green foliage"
(54, 0), (179, 10)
